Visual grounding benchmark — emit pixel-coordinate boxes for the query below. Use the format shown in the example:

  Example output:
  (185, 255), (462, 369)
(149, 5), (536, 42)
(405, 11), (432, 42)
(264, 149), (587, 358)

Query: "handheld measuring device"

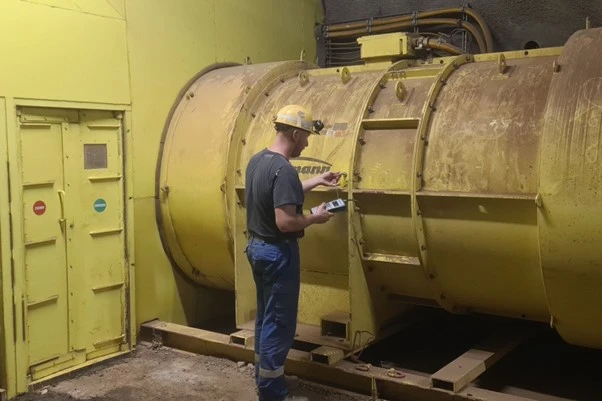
(310, 198), (346, 214)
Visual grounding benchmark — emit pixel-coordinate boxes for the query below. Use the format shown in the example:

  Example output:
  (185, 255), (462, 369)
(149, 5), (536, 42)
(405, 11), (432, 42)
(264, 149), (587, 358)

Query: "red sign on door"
(33, 200), (46, 216)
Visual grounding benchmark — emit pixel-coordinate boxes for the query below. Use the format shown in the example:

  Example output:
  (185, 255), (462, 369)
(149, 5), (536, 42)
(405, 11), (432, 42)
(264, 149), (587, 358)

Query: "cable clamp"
(461, 3), (470, 21)
(412, 11), (418, 32)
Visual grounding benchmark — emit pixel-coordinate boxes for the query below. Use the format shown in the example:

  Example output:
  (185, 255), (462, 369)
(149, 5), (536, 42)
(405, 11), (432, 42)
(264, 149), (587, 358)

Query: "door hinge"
(6, 157), (18, 344)
(10, 251), (17, 343)
(21, 297), (26, 342)
(12, 299), (17, 344)
(9, 248), (14, 287)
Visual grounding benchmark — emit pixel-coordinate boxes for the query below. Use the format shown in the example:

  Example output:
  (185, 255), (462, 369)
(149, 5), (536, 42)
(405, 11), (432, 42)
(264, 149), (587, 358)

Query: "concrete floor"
(16, 343), (369, 401)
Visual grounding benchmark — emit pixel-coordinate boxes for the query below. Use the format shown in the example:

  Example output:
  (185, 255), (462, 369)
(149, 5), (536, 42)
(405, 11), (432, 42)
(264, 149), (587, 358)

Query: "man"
(245, 104), (340, 401)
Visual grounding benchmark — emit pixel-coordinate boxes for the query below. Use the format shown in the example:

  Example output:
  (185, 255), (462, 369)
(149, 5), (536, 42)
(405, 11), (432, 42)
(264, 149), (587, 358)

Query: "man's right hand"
(312, 203), (334, 224)
(276, 203), (333, 232)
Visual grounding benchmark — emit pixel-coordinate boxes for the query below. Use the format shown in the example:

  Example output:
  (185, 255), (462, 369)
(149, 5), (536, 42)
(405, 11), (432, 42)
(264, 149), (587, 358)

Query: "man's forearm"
(280, 213), (319, 232)
(302, 177), (320, 193)
(289, 214), (315, 232)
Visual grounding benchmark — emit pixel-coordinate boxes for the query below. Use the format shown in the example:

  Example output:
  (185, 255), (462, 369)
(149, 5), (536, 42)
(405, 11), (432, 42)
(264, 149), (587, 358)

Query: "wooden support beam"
(240, 320), (352, 349)
(431, 330), (528, 393)
(140, 320), (534, 401)
(310, 346), (345, 365)
(229, 330), (254, 348)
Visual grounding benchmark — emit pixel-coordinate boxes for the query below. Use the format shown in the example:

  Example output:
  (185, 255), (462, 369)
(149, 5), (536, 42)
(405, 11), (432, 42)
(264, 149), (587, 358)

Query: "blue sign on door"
(94, 198), (107, 213)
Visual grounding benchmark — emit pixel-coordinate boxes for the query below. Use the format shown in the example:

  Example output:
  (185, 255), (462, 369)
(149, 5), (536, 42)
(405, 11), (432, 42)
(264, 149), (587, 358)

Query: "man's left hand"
(317, 171), (341, 187)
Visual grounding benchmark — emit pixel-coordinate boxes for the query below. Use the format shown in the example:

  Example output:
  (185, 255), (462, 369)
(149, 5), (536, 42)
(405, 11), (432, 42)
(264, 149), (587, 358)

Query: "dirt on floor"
(16, 343), (370, 401)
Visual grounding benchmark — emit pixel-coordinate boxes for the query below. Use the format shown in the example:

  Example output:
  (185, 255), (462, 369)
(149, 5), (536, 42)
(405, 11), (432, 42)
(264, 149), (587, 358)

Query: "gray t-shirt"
(245, 149), (304, 240)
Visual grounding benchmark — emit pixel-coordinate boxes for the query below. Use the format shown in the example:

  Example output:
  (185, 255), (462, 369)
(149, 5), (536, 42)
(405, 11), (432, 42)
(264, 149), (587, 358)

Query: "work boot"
(282, 396), (309, 401)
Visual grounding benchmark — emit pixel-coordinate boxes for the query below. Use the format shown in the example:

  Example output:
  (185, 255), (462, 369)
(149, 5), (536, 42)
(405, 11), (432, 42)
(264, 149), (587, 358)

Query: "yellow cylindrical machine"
(157, 28), (602, 349)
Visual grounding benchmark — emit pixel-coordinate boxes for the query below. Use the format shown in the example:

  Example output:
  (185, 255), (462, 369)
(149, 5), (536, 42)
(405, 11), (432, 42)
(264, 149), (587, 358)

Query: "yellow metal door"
(18, 111), (77, 380)
(64, 110), (127, 361)
(16, 108), (128, 382)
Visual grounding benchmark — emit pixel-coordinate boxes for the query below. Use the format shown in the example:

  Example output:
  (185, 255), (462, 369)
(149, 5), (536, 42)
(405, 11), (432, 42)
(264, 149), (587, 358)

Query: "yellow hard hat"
(273, 104), (323, 134)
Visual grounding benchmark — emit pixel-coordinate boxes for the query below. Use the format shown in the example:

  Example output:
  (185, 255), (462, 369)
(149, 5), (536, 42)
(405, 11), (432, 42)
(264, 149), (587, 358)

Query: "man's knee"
(271, 292), (298, 329)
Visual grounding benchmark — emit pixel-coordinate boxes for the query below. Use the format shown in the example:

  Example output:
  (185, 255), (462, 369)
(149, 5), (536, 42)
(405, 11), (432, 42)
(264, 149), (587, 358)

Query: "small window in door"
(84, 144), (108, 169)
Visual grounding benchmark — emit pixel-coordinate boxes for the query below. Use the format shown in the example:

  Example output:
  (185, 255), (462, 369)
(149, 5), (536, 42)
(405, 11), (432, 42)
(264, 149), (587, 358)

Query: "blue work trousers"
(246, 237), (300, 401)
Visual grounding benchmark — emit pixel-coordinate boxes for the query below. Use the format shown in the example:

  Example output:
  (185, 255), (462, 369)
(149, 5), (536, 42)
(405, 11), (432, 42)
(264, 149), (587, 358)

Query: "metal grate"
(325, 39), (362, 67)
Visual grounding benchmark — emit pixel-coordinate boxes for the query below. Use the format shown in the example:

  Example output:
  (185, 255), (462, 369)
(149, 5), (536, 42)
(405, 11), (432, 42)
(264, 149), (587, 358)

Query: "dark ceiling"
(317, 0), (599, 66)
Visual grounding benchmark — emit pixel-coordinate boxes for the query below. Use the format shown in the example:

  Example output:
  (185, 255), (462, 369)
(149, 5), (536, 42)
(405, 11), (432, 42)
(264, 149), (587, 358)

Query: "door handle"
(57, 190), (66, 231)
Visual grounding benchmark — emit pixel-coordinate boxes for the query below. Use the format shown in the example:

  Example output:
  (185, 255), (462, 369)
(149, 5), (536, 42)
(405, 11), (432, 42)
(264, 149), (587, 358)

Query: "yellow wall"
(0, 0), (321, 397)
(125, 0), (322, 327)
(0, 0), (129, 103)
(0, 1), (130, 396)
